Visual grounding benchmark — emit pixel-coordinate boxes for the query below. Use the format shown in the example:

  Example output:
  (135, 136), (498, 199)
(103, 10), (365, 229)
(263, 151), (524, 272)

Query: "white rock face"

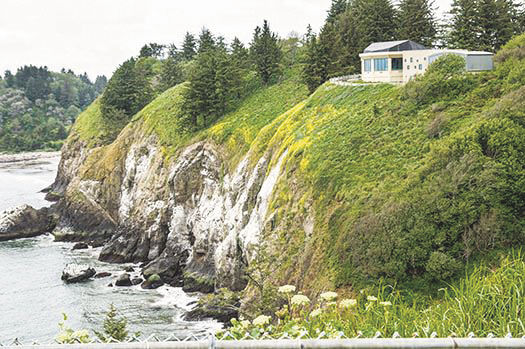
(56, 127), (289, 290)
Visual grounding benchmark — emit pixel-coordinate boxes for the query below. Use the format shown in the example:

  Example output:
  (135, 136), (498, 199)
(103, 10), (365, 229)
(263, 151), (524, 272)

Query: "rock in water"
(72, 242), (89, 250)
(62, 264), (96, 283)
(140, 274), (164, 289)
(94, 272), (112, 278)
(0, 205), (56, 241)
(131, 278), (143, 286)
(115, 273), (132, 286)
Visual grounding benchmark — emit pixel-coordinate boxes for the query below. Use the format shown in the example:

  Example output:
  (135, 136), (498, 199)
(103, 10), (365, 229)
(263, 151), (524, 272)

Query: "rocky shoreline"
(0, 151), (60, 164)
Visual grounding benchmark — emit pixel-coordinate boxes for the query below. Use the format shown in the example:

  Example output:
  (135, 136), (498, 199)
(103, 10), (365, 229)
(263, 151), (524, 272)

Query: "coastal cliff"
(44, 37), (525, 297)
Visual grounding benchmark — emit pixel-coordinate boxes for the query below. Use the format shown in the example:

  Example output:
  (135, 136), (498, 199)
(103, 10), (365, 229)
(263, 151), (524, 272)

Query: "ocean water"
(0, 154), (220, 342)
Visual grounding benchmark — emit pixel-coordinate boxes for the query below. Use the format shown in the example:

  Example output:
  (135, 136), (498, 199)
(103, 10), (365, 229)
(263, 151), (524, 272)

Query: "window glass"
(407, 65), (410, 70)
(374, 58), (388, 71)
(419, 64), (423, 70)
(364, 59), (372, 72)
(410, 57), (413, 63)
(392, 58), (403, 70)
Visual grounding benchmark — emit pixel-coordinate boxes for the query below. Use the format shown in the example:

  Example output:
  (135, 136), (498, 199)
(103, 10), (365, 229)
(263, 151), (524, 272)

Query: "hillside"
(0, 67), (106, 152)
(46, 33), (525, 322)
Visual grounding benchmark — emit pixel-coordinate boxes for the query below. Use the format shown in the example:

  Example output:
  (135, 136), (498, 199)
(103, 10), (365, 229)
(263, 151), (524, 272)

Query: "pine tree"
(231, 37), (250, 69)
(100, 58), (152, 120)
(351, 0), (397, 47)
(397, 0), (437, 47)
(4, 70), (15, 88)
(447, 0), (483, 50)
(159, 57), (182, 92)
(492, 0), (520, 50)
(198, 28), (216, 53)
(182, 49), (241, 129)
(182, 32), (197, 61)
(326, 0), (348, 23)
(250, 20), (282, 84)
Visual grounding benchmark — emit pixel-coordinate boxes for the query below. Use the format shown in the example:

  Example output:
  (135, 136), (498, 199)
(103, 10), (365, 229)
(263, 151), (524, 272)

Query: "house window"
(419, 64), (423, 70)
(410, 57), (413, 63)
(364, 59), (372, 72)
(407, 65), (410, 70)
(392, 58), (403, 71)
(374, 58), (388, 71)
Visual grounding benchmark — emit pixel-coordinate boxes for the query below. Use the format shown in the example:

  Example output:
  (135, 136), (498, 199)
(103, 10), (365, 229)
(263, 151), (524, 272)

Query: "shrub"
(425, 252), (462, 280)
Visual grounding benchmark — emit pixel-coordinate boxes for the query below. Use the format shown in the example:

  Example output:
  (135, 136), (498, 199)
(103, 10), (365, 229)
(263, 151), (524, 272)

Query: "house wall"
(360, 52), (404, 84)
(401, 49), (437, 83)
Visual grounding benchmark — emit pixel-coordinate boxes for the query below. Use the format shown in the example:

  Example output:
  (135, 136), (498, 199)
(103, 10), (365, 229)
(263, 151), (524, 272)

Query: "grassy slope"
(244, 36), (525, 294)
(68, 35), (525, 298)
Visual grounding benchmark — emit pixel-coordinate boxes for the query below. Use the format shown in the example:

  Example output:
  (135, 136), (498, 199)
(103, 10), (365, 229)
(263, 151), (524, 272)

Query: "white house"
(359, 40), (494, 84)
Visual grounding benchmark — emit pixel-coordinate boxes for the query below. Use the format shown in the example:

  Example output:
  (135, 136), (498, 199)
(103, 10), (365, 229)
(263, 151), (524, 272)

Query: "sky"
(0, 0), (452, 80)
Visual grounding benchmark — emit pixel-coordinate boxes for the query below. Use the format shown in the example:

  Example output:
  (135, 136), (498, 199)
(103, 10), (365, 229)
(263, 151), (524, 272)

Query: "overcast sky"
(0, 0), (452, 80)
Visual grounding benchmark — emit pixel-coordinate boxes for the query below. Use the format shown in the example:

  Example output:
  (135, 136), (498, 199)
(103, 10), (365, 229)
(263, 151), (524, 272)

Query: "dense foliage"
(0, 66), (106, 152)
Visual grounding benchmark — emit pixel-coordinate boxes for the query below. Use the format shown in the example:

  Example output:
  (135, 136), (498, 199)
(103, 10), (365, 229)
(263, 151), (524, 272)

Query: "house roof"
(364, 40), (426, 53)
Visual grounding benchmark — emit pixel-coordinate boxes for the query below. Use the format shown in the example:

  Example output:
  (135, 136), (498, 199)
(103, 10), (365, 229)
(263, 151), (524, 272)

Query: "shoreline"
(0, 151), (61, 164)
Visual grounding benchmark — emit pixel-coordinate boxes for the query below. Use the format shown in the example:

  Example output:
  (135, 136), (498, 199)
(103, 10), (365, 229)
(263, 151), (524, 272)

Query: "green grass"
(71, 99), (128, 147)
(137, 72), (308, 165)
(224, 251), (525, 338)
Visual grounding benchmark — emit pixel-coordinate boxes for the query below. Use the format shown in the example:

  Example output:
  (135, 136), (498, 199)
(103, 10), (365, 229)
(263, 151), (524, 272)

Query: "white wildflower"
(310, 309), (323, 318)
(278, 285), (296, 294)
(340, 299), (357, 308)
(367, 295), (378, 301)
(252, 315), (271, 326)
(291, 294), (310, 306)
(320, 291), (338, 302)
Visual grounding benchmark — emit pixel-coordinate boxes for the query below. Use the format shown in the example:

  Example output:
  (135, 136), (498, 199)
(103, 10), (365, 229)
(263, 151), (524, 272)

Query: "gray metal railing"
(2, 332), (525, 349)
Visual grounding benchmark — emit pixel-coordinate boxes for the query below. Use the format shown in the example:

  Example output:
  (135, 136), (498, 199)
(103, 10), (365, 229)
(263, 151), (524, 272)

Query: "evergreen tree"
(4, 70), (15, 88)
(231, 37), (250, 69)
(250, 20), (282, 84)
(492, 0), (520, 50)
(167, 43), (180, 60)
(100, 58), (151, 120)
(351, 0), (397, 47)
(198, 28), (216, 54)
(139, 43), (165, 58)
(326, 0), (347, 23)
(182, 32), (197, 60)
(94, 75), (108, 94)
(159, 57), (183, 91)
(183, 49), (242, 129)
(397, 0), (437, 47)
(447, 0), (483, 50)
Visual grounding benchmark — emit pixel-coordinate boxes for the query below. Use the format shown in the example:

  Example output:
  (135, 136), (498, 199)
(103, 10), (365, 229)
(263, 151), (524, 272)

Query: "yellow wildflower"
(240, 320), (251, 328)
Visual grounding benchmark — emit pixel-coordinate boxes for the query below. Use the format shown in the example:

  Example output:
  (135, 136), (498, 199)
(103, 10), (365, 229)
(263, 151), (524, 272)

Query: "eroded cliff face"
(50, 119), (290, 292)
